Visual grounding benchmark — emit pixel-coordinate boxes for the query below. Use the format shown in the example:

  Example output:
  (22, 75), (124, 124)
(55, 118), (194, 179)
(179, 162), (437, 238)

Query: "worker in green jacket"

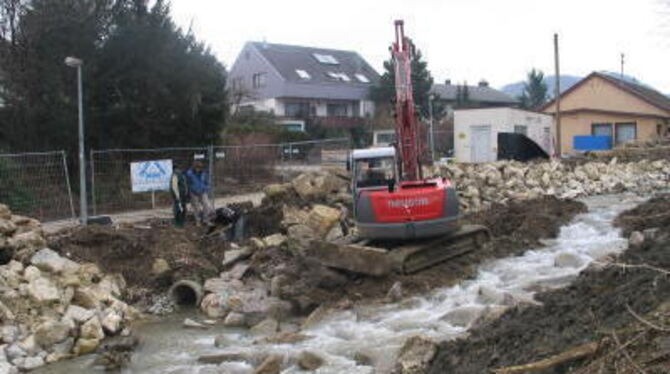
(170, 165), (189, 227)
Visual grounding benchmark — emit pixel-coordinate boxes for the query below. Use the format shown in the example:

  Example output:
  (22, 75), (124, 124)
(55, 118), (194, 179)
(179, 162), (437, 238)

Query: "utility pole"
(620, 53), (625, 80)
(65, 56), (88, 225)
(553, 33), (561, 157)
(428, 94), (435, 161)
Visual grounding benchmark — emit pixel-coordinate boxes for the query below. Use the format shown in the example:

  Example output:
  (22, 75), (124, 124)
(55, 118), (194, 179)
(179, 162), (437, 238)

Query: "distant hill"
(500, 75), (582, 99)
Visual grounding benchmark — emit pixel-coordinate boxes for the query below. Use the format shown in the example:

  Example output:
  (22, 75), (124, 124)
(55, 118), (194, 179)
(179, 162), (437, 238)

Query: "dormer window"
(313, 53), (339, 64)
(355, 73), (370, 83)
(326, 72), (350, 82)
(296, 69), (311, 79)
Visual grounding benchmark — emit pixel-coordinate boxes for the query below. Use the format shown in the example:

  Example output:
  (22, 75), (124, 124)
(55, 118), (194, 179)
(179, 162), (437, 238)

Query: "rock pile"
(433, 158), (670, 213)
(0, 204), (139, 372)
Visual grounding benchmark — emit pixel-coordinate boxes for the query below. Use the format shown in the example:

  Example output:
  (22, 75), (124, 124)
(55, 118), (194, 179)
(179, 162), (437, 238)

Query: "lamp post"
(428, 94), (435, 161)
(65, 56), (87, 225)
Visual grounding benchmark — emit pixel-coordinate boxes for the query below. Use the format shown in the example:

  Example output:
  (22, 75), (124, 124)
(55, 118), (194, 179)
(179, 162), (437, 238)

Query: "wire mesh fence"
(0, 151), (75, 221)
(90, 138), (351, 215)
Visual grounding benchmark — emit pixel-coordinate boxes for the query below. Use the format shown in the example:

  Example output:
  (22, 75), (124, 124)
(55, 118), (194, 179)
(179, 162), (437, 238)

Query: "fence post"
(89, 149), (97, 216)
(61, 151), (77, 219)
(208, 145), (215, 200)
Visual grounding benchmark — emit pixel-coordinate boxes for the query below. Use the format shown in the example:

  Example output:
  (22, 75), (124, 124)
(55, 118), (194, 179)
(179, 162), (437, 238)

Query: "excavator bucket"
(309, 225), (491, 276)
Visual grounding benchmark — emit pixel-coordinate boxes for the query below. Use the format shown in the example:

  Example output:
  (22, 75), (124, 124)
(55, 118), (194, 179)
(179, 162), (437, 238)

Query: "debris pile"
(434, 158), (670, 212)
(0, 204), (139, 373)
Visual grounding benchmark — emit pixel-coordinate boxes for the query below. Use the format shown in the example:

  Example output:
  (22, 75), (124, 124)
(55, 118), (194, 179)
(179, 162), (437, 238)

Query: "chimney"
(444, 79), (451, 85)
(478, 80), (489, 87)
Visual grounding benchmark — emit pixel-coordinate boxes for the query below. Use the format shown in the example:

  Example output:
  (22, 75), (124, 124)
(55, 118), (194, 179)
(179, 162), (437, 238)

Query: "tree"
(519, 69), (548, 109)
(0, 0), (228, 153)
(369, 40), (440, 120)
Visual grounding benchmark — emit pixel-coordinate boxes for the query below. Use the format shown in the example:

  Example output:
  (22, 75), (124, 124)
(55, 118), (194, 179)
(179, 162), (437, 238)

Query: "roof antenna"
(620, 52), (625, 80)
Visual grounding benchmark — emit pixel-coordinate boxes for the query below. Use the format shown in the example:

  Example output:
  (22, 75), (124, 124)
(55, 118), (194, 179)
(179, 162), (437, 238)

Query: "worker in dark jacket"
(185, 159), (214, 225)
(170, 165), (189, 227)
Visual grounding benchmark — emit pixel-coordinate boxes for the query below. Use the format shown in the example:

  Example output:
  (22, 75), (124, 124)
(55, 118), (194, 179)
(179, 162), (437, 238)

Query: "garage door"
(471, 125), (492, 163)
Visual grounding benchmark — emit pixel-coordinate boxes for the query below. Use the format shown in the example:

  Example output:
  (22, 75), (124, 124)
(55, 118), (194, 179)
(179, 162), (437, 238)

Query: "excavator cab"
(351, 147), (398, 190)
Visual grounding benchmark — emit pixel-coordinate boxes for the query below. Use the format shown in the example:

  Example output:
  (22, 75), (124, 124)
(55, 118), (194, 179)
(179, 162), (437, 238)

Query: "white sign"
(130, 159), (173, 193)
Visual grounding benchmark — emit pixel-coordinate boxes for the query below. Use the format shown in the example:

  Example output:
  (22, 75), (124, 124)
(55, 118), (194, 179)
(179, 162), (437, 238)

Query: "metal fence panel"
(0, 151), (75, 221)
(90, 138), (352, 216)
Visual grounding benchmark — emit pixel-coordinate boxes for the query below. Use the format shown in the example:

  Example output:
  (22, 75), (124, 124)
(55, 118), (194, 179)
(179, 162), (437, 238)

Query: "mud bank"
(428, 193), (670, 374)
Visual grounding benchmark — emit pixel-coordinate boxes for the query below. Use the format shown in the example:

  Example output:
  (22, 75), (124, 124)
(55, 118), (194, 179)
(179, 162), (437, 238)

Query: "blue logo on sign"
(138, 162), (167, 179)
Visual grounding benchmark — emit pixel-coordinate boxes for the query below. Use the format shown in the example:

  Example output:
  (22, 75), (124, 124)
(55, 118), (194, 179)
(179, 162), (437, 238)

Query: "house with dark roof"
(228, 41), (380, 131)
(541, 72), (670, 154)
(431, 80), (519, 113)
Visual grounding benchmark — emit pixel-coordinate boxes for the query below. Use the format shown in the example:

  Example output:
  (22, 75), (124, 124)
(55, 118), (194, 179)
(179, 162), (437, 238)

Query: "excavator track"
(310, 224), (491, 276)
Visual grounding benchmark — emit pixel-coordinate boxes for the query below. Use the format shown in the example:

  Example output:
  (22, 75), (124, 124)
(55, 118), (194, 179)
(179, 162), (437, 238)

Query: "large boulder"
(34, 320), (70, 347)
(27, 277), (60, 303)
(306, 205), (341, 238)
(297, 351), (325, 371)
(80, 316), (105, 341)
(0, 204), (11, 220)
(30, 248), (79, 274)
(0, 219), (16, 236)
(392, 335), (438, 374)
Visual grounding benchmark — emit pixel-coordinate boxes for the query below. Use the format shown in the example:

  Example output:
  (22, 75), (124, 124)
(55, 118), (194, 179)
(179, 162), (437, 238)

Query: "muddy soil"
(615, 193), (670, 237)
(250, 196), (587, 310)
(48, 220), (226, 303)
(428, 194), (670, 374)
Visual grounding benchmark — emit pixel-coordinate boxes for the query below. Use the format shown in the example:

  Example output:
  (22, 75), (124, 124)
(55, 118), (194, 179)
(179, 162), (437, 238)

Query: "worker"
(185, 159), (214, 226)
(169, 165), (189, 227)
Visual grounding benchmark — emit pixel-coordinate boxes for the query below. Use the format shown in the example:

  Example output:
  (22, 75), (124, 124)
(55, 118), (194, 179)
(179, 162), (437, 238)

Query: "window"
(592, 123), (613, 137)
(355, 157), (396, 189)
(513, 125), (528, 136)
(313, 53), (339, 64)
(326, 72), (350, 82)
(327, 103), (348, 116)
(284, 102), (310, 117)
(615, 122), (636, 144)
(280, 122), (305, 132)
(355, 73), (370, 83)
(295, 69), (311, 79)
(252, 72), (267, 88)
(375, 131), (396, 146)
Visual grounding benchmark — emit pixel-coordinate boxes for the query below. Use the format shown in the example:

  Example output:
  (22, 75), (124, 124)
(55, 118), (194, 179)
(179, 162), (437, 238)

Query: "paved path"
(43, 192), (265, 234)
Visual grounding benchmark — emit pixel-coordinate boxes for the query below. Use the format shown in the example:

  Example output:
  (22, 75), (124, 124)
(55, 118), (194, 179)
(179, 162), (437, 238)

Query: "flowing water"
(35, 193), (643, 374)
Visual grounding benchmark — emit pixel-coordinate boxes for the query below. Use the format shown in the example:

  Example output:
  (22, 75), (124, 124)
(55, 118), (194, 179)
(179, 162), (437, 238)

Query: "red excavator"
(312, 21), (490, 276)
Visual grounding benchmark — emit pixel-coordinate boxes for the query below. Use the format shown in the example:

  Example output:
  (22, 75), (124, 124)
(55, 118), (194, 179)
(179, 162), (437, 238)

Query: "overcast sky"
(171, 0), (670, 92)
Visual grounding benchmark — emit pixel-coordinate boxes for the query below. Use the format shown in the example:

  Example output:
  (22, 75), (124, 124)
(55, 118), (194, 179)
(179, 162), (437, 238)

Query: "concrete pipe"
(168, 279), (204, 307)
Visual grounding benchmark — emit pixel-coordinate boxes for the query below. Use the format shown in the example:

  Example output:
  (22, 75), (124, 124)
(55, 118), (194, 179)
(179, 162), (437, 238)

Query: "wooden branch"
(572, 332), (646, 374)
(491, 342), (599, 373)
(593, 261), (670, 276)
(611, 330), (647, 374)
(626, 304), (670, 332)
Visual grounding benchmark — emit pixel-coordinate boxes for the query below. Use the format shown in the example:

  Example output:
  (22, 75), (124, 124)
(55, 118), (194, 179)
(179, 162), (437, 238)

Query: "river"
(34, 193), (642, 374)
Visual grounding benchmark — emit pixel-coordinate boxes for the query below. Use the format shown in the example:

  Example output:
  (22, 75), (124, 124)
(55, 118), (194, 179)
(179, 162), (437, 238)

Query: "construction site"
(2, 2), (670, 373)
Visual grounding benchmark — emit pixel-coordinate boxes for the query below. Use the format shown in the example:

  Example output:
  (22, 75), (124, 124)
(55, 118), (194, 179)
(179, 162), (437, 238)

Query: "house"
(454, 107), (553, 163)
(431, 80), (519, 113)
(228, 41), (380, 132)
(541, 72), (670, 154)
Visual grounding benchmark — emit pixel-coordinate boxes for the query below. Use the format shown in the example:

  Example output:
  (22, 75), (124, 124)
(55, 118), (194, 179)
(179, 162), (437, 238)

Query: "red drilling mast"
(391, 20), (422, 181)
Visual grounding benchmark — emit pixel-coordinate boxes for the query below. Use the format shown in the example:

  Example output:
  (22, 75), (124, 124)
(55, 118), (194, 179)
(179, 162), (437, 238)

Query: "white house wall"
(454, 108), (553, 163)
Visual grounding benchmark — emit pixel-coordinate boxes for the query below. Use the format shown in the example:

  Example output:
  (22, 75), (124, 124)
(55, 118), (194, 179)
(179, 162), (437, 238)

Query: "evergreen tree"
(369, 40), (441, 120)
(519, 69), (548, 109)
(0, 0), (228, 153)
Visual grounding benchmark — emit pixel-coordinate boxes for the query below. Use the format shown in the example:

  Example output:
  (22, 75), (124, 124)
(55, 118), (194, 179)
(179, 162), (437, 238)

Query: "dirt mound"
(615, 193), (670, 237)
(253, 196), (587, 309)
(48, 220), (226, 302)
(428, 198), (670, 374)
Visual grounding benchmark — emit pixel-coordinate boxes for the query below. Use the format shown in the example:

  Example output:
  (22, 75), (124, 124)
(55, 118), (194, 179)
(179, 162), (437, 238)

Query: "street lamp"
(65, 56), (87, 225)
(428, 94), (435, 161)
